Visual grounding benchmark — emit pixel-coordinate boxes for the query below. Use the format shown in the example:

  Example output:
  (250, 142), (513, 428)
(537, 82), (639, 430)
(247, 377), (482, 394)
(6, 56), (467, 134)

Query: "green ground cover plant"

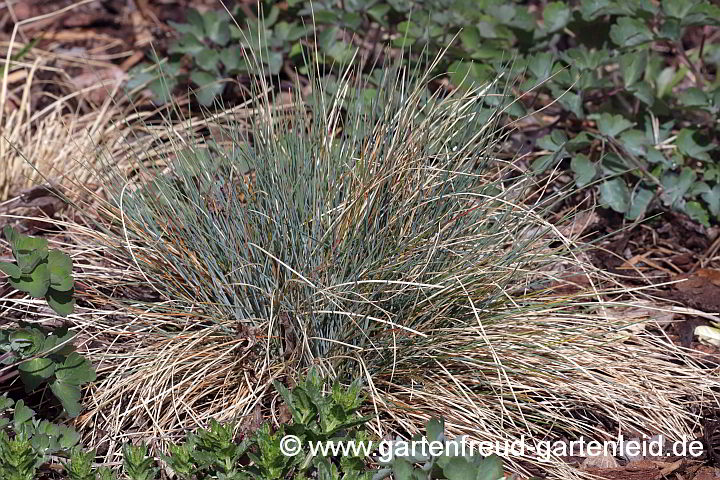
(1, 371), (505, 479)
(130, 0), (720, 225)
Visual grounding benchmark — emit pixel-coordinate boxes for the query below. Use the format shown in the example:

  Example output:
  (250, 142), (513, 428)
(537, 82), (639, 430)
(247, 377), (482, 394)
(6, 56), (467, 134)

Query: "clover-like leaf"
(49, 380), (83, 418)
(0, 261), (21, 278)
(9, 261), (50, 298)
(47, 288), (75, 317)
(12, 399), (35, 430)
(48, 249), (73, 291)
(54, 352), (96, 386)
(599, 178), (631, 213)
(9, 328), (45, 357)
(17, 357), (56, 392)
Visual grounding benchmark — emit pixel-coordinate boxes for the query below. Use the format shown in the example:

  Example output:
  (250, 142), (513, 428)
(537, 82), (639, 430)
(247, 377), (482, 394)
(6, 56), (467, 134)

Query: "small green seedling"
(0, 226), (75, 317)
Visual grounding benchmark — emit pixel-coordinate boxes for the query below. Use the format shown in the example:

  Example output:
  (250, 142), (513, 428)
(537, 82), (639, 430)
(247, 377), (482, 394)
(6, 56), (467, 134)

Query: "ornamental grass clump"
(67, 55), (720, 478)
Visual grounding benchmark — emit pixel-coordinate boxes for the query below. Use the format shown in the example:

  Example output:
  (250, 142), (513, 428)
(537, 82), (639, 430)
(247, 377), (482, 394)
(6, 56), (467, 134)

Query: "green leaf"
(185, 9), (205, 35)
(9, 328), (45, 356)
(619, 129), (650, 156)
(12, 400), (34, 429)
(54, 352), (96, 385)
(203, 11), (231, 46)
(46, 288), (75, 317)
(661, 167), (696, 206)
(48, 250), (73, 291)
(0, 261), (21, 278)
(628, 81), (655, 105)
(610, 17), (653, 47)
(167, 20), (204, 39)
(662, 0), (699, 19)
(196, 48), (220, 72)
(702, 184), (720, 216)
(168, 34), (205, 56)
(678, 87), (709, 107)
(676, 128), (713, 161)
(619, 49), (647, 87)
(537, 130), (568, 152)
(626, 187), (654, 219)
(527, 52), (554, 81)
(656, 65), (686, 98)
(571, 154), (597, 187)
(190, 71), (225, 106)
(426, 418), (444, 442)
(391, 458), (414, 480)
(17, 358), (55, 392)
(543, 2), (571, 32)
(474, 454), (505, 480)
(9, 261), (50, 298)
(49, 380), (82, 417)
(684, 201), (709, 226)
(599, 178), (631, 213)
(596, 113), (634, 137)
(443, 457), (476, 480)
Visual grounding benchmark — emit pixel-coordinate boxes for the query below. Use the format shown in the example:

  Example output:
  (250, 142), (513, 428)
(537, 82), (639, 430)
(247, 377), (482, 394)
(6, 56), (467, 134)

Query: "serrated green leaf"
(571, 154), (597, 187)
(596, 113), (634, 137)
(49, 380), (82, 417)
(662, 0), (699, 19)
(54, 352), (96, 385)
(620, 49), (647, 87)
(537, 130), (568, 152)
(610, 17), (653, 47)
(0, 261), (21, 278)
(48, 250), (73, 291)
(543, 2), (571, 32)
(599, 178), (631, 213)
(528, 52), (554, 81)
(168, 34), (205, 56)
(17, 358), (55, 392)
